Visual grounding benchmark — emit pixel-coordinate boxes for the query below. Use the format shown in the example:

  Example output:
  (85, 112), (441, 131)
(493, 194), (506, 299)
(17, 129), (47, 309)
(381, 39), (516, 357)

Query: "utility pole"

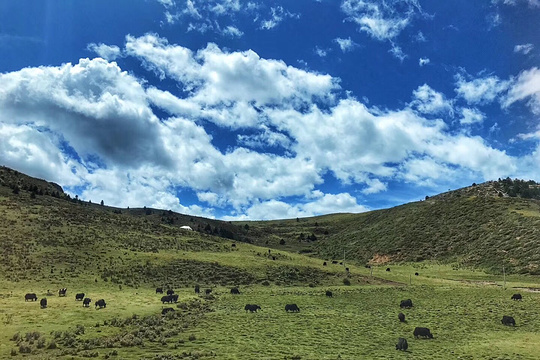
(503, 265), (506, 290)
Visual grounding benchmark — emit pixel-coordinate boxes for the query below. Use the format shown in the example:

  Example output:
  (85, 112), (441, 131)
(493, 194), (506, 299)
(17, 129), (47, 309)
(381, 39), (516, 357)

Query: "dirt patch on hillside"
(368, 254), (392, 265)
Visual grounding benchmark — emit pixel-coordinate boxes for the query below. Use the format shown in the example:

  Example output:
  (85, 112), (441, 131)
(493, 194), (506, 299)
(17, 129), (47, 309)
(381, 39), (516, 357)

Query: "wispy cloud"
(87, 43), (122, 61)
(315, 47), (327, 57)
(334, 37), (358, 52)
(514, 43), (534, 55)
(341, 0), (424, 41)
(259, 6), (300, 30)
(419, 57), (430, 66)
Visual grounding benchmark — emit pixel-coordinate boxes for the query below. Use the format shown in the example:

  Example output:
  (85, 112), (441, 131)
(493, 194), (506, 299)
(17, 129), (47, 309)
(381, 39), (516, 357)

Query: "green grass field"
(2, 264), (540, 359)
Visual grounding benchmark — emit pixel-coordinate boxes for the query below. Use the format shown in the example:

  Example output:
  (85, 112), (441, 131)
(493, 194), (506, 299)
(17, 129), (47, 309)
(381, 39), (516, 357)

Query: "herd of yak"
(24, 284), (523, 352)
(24, 288), (106, 310)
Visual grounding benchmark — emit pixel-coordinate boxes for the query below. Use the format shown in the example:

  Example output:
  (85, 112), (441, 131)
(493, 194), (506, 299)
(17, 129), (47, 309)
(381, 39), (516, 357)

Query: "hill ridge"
(2, 166), (540, 274)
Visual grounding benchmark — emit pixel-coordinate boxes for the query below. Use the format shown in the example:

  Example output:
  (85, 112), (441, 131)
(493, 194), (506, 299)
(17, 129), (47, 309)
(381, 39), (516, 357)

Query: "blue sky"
(0, 0), (539, 220)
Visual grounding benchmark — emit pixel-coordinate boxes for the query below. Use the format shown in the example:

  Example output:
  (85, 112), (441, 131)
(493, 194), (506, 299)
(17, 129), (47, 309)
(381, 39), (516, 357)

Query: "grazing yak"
(162, 307), (175, 316)
(58, 288), (67, 297)
(326, 290), (333, 297)
(332, 261), (338, 264)
(400, 299), (413, 308)
(83, 298), (92, 307)
(161, 295), (173, 304)
(194, 285), (200, 294)
(511, 293), (522, 301)
(167, 289), (175, 295)
(415, 272), (419, 276)
(25, 293), (38, 302)
(386, 268), (391, 272)
(230, 287), (241, 294)
(95, 299), (106, 309)
(365, 265), (371, 269)
(395, 337), (408, 351)
(205, 289), (212, 295)
(156, 288), (163, 294)
(285, 304), (300, 312)
(323, 261), (327, 266)
(398, 313), (405, 322)
(502, 316), (515, 326)
(244, 304), (261, 313)
(40, 298), (47, 309)
(75, 293), (85, 301)
(171, 294), (179, 303)
(413, 327), (433, 339)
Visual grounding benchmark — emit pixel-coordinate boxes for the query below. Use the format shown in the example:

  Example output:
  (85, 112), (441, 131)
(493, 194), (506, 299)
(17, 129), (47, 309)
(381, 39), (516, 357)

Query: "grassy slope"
(241, 184), (540, 274)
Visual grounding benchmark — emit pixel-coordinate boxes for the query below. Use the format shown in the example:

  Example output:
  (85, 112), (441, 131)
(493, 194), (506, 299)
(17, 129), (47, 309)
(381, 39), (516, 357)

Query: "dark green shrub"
(18, 344), (32, 354)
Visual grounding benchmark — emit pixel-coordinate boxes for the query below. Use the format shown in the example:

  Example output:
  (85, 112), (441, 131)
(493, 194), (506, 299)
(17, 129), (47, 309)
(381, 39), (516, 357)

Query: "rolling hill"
(243, 181), (540, 274)
(2, 165), (540, 277)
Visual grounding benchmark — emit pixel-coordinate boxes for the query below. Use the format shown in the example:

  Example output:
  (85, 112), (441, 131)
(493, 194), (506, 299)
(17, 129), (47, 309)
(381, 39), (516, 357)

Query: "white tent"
(180, 225), (193, 231)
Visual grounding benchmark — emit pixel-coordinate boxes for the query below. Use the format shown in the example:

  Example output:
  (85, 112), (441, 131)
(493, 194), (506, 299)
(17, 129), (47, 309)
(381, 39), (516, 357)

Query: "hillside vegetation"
(242, 181), (540, 274)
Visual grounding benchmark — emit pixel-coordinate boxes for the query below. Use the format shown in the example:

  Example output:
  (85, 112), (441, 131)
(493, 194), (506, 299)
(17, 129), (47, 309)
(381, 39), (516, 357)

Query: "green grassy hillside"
(241, 182), (540, 274)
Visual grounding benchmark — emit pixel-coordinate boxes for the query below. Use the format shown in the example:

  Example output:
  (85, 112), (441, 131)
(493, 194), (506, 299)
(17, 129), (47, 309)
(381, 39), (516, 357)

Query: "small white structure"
(180, 225), (193, 231)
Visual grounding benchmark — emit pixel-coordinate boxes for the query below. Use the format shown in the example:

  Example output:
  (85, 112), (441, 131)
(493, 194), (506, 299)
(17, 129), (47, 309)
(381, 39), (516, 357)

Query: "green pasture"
(1, 263), (540, 359)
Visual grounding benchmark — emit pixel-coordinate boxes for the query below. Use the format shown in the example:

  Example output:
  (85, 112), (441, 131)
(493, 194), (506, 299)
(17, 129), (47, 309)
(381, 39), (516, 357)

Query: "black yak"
(413, 327), (433, 339)
(395, 337), (408, 351)
(25, 293), (38, 301)
(95, 299), (106, 309)
(244, 304), (261, 312)
(285, 304), (300, 312)
(502, 316), (515, 326)
(400, 299), (413, 308)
